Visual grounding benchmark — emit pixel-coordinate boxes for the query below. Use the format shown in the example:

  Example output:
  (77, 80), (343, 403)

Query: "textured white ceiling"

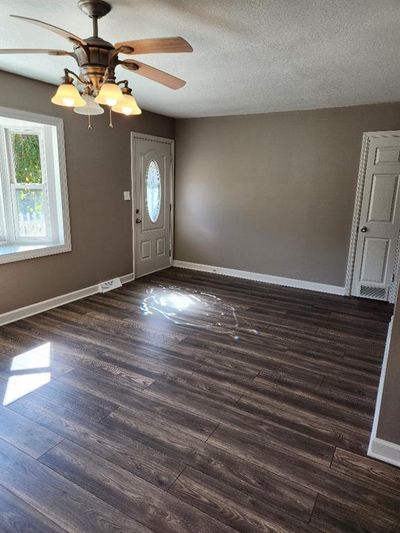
(0, 0), (399, 118)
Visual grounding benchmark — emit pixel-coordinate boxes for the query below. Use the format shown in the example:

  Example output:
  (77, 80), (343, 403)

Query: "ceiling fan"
(0, 0), (193, 124)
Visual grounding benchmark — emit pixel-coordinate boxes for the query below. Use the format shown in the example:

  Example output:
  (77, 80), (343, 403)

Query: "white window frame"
(0, 106), (71, 265)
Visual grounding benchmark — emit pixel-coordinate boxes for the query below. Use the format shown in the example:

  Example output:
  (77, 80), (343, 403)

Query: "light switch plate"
(123, 191), (131, 201)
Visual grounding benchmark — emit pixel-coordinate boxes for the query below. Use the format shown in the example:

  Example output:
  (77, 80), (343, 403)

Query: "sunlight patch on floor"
(2, 342), (51, 406)
(141, 284), (259, 340)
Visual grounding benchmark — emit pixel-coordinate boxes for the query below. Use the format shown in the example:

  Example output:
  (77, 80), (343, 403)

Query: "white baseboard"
(368, 438), (400, 468)
(367, 316), (400, 469)
(173, 260), (345, 296)
(368, 317), (393, 444)
(0, 273), (134, 327)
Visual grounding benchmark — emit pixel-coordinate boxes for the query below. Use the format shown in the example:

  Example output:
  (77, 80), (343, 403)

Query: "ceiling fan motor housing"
(77, 0), (112, 19)
(74, 0), (114, 90)
(74, 37), (115, 91)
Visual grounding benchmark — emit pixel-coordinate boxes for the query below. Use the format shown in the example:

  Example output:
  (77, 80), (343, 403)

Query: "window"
(146, 160), (161, 223)
(0, 107), (70, 264)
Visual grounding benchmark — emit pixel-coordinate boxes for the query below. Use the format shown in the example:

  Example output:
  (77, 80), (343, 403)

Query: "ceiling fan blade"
(0, 48), (72, 56)
(10, 15), (87, 46)
(115, 36), (193, 55)
(121, 60), (186, 90)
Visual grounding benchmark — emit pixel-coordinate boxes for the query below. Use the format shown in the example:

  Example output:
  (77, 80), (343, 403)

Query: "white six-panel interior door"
(350, 131), (400, 302)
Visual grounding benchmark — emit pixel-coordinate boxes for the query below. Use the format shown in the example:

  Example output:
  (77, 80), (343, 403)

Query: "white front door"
(132, 134), (172, 279)
(352, 133), (400, 301)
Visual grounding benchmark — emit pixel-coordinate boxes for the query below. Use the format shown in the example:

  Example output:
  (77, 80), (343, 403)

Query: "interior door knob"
(360, 226), (368, 233)
(136, 218), (142, 224)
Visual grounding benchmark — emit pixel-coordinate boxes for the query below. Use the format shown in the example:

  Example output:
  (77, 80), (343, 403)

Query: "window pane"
(0, 218), (5, 241)
(0, 198), (5, 241)
(15, 189), (47, 237)
(11, 133), (43, 184)
(146, 160), (161, 223)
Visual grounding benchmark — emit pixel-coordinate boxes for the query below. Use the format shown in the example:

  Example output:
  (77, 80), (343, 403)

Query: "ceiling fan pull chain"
(109, 107), (114, 128)
(88, 114), (92, 130)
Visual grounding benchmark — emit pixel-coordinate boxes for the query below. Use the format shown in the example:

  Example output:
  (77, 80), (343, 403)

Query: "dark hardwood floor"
(0, 267), (399, 532)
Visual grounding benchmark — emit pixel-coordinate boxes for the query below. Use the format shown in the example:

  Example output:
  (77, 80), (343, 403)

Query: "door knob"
(360, 226), (368, 233)
(136, 218), (142, 224)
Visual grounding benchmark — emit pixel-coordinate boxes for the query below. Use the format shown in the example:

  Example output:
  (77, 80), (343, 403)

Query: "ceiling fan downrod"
(78, 0), (112, 38)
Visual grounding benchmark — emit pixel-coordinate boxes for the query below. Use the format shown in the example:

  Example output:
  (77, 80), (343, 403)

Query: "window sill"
(0, 242), (71, 265)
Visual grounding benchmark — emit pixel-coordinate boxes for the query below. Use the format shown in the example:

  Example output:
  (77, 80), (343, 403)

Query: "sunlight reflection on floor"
(2, 342), (51, 406)
(141, 284), (259, 340)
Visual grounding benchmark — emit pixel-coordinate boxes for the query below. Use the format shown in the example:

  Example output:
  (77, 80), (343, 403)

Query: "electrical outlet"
(123, 191), (131, 201)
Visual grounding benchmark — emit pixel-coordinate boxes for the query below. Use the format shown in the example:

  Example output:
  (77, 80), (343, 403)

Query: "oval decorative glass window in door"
(146, 160), (161, 223)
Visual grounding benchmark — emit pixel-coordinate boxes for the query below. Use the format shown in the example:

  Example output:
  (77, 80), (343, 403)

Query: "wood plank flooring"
(0, 267), (399, 532)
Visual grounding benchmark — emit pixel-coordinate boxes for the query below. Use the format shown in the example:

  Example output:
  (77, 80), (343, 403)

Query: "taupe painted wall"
(0, 70), (174, 315)
(175, 104), (400, 286)
(377, 296), (400, 445)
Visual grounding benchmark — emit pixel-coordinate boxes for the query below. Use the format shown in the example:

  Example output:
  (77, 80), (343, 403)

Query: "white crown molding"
(173, 260), (345, 295)
(0, 273), (134, 327)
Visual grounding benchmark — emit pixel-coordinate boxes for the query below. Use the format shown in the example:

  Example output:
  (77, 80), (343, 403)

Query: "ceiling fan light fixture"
(95, 81), (123, 107)
(74, 94), (104, 115)
(112, 88), (142, 116)
(51, 79), (86, 108)
(6, 0), (192, 128)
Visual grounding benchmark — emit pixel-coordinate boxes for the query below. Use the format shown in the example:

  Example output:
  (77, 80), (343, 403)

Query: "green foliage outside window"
(12, 133), (42, 184)
(16, 189), (44, 218)
(12, 134), (44, 218)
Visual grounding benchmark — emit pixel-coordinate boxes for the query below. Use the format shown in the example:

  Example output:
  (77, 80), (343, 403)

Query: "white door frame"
(130, 132), (175, 280)
(345, 130), (400, 303)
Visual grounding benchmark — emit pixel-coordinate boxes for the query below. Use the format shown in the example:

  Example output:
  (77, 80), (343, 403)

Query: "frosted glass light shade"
(95, 82), (123, 107)
(74, 94), (104, 115)
(51, 83), (86, 107)
(112, 94), (142, 116)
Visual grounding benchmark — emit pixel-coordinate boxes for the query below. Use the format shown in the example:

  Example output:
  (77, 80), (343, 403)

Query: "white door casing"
(347, 131), (400, 302)
(131, 133), (174, 279)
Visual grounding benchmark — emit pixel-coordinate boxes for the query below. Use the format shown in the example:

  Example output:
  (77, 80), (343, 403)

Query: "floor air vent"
(98, 278), (122, 293)
(360, 285), (386, 300)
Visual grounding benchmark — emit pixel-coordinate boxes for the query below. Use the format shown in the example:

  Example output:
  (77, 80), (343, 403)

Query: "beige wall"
(175, 104), (400, 286)
(0, 70), (174, 315)
(377, 297), (400, 445)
